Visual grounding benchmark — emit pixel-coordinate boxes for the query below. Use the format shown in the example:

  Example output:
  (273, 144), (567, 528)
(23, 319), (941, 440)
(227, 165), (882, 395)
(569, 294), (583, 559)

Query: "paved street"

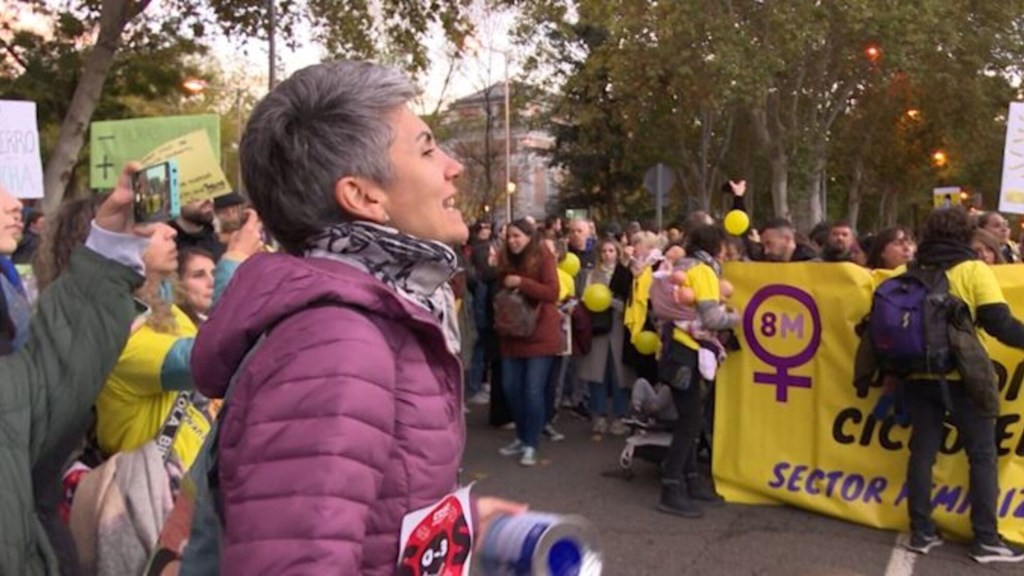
(463, 407), (1017, 576)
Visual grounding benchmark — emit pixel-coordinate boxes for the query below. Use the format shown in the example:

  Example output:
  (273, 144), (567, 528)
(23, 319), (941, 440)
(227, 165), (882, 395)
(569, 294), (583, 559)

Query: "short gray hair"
(239, 60), (417, 254)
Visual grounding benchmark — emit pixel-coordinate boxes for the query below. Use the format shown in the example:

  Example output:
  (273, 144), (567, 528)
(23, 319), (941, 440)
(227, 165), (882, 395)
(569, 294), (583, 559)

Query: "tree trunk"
(42, 0), (144, 212)
(769, 150), (790, 220)
(752, 103), (790, 221)
(878, 187), (899, 228)
(886, 191), (899, 227)
(846, 159), (864, 231)
(807, 150), (826, 227)
(807, 184), (822, 229)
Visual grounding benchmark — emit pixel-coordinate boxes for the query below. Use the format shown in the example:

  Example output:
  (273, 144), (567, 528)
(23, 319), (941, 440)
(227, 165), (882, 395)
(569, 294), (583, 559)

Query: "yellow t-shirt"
(96, 305), (210, 470)
(944, 260), (1007, 315)
(673, 263), (721, 351)
(889, 260), (1006, 314)
(894, 260), (1007, 380)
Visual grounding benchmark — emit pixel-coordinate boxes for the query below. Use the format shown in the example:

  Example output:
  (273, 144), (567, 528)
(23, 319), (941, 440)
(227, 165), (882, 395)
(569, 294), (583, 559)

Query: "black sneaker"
(657, 484), (703, 518)
(904, 532), (943, 555)
(686, 475), (725, 507)
(969, 539), (1024, 564)
(570, 402), (592, 420)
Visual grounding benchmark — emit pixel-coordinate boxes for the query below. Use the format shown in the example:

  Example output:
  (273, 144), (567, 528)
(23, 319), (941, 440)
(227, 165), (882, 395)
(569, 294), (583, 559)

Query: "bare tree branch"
(0, 36), (28, 70)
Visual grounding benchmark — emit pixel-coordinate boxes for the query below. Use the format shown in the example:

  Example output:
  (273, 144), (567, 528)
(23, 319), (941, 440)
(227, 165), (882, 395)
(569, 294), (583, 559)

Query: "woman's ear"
(334, 176), (390, 224)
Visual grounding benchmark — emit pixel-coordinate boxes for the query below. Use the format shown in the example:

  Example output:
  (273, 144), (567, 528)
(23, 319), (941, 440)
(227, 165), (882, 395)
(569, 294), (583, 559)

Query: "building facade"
(441, 82), (561, 223)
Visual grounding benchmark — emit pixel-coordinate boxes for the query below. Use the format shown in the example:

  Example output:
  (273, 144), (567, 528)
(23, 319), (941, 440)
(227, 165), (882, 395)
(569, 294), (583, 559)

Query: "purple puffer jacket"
(191, 252), (465, 575)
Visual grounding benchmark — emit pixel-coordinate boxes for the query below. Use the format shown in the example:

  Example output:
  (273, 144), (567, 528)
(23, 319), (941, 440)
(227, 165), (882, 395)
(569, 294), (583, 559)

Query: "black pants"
(545, 356), (563, 425)
(488, 351), (512, 427)
(661, 344), (703, 484)
(903, 381), (999, 544)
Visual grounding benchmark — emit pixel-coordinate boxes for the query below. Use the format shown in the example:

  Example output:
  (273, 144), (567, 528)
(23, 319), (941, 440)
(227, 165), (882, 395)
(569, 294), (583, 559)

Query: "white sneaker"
(519, 447), (538, 466)
(499, 439), (525, 456)
(591, 416), (608, 435)
(544, 424), (565, 442)
(609, 419), (629, 436)
(468, 391), (490, 405)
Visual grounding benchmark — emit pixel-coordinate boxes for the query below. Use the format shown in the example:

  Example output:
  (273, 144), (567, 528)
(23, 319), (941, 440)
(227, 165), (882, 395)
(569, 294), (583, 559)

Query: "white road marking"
(884, 533), (917, 576)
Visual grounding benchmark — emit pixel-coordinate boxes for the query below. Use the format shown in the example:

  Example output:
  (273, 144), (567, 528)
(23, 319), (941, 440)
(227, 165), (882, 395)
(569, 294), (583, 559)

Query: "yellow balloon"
(582, 283), (613, 313)
(724, 209), (750, 236)
(634, 330), (661, 355)
(559, 252), (581, 277)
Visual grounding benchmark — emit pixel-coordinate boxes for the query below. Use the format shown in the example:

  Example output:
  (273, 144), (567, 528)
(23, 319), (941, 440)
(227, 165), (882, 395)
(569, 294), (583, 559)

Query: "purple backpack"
(868, 266), (955, 375)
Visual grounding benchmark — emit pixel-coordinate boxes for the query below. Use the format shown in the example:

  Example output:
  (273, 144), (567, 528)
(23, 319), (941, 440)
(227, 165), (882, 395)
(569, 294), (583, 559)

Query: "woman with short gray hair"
(186, 61), (522, 574)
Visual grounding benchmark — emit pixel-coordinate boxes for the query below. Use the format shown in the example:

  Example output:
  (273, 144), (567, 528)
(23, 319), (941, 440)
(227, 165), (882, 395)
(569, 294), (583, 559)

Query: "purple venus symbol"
(742, 284), (822, 402)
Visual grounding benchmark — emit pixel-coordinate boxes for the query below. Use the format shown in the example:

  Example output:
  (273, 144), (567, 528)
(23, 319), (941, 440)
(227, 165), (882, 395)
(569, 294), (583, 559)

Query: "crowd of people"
(1, 58), (1023, 575)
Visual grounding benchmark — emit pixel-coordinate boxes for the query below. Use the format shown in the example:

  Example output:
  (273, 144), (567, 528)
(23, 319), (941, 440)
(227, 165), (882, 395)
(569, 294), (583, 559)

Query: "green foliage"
(3, 0), (476, 202)
(1, 3), (209, 194)
(511, 0), (1024, 232)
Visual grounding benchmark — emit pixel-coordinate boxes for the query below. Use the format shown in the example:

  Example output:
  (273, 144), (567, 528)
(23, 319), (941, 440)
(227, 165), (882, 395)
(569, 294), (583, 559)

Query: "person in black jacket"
(169, 199), (225, 261)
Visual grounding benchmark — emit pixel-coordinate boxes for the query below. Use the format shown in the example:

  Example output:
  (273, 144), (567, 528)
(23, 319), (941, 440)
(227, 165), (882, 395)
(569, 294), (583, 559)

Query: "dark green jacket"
(1, 247), (142, 575)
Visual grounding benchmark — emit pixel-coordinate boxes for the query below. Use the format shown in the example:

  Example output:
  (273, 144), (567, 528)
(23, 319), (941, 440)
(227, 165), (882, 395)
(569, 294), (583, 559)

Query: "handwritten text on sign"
(0, 100), (44, 199)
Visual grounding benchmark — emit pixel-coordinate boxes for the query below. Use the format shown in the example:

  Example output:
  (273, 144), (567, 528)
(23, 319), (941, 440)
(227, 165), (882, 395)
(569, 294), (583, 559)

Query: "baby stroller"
(609, 378), (675, 480)
(613, 378), (714, 480)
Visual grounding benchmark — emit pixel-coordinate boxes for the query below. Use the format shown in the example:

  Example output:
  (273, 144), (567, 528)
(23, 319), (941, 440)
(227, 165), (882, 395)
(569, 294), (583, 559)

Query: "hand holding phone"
(132, 160), (181, 223)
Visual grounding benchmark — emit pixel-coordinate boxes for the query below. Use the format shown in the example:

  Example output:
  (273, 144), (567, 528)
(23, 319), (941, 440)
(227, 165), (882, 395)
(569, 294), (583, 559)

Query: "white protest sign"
(999, 101), (1024, 214)
(0, 100), (44, 199)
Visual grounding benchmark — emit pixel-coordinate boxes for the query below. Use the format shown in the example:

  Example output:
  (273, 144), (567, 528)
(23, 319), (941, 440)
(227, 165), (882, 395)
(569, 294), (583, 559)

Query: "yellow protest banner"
(714, 262), (1024, 545)
(141, 130), (231, 205)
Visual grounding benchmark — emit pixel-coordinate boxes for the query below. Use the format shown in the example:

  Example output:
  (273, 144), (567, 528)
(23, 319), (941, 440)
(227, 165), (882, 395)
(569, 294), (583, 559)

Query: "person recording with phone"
(0, 164), (154, 575)
(93, 204), (264, 470)
(23, 180), (264, 574)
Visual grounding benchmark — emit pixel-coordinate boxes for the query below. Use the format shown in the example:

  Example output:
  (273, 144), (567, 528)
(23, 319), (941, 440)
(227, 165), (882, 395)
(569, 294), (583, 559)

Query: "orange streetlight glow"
(932, 150), (948, 167)
(182, 78), (208, 95)
(905, 109), (921, 120)
(865, 45), (882, 62)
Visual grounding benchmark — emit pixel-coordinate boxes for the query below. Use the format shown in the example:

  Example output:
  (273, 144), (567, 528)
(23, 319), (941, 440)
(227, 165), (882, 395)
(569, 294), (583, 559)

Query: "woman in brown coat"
(495, 219), (561, 466)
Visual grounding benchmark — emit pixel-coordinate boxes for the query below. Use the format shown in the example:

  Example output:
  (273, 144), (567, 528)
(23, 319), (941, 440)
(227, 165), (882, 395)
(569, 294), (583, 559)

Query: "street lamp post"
(268, 0), (277, 90)
(502, 54), (513, 224)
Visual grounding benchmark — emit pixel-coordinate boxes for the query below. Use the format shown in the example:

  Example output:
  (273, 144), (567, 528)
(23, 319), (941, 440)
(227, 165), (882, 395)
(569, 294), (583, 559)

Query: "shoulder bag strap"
(154, 391), (192, 464)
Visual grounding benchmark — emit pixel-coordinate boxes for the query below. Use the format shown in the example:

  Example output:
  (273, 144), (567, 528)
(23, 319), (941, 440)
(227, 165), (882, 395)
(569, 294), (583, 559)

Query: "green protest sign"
(89, 114), (220, 189)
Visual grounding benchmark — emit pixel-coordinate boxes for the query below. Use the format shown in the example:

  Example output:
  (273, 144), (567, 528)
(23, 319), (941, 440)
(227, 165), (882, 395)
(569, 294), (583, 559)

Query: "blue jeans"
(588, 349), (627, 418)
(502, 356), (556, 449)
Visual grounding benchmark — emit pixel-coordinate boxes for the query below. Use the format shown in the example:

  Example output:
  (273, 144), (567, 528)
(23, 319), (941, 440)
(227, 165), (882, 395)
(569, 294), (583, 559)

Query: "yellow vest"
(624, 267), (653, 344)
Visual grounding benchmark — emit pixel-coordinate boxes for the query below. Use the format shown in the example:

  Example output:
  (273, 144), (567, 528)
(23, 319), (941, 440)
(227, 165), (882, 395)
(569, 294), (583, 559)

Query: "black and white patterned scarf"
(691, 249), (722, 277)
(307, 221), (461, 354)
